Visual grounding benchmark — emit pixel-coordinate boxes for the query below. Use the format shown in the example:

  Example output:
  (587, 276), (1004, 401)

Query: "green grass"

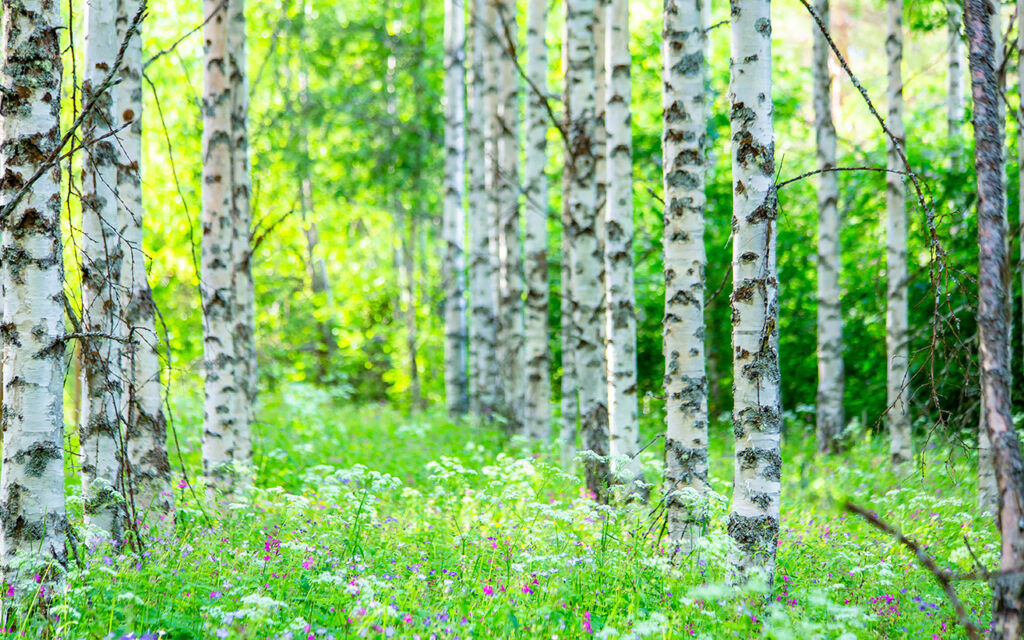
(23, 385), (998, 639)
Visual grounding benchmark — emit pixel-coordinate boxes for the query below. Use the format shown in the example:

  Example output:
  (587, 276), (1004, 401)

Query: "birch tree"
(117, 0), (172, 520)
(662, 0), (709, 545)
(963, 3), (1024, 635)
(978, 0), (1003, 513)
(0, 0), (69, 585)
(496, 0), (525, 433)
(524, 0), (551, 439)
(228, 0), (254, 473)
(468, 0), (499, 419)
(727, 0), (781, 586)
(81, 0), (126, 538)
(201, 0), (241, 488)
(885, 0), (911, 466)
(604, 0), (640, 490)
(560, 18), (579, 465)
(947, 1), (964, 144)
(566, 0), (611, 499)
(813, 0), (843, 454)
(484, 0), (505, 419)
(444, 0), (469, 417)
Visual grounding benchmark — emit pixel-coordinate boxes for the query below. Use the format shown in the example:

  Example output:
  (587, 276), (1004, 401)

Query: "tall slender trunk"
(947, 2), (964, 146)
(468, 0), (499, 418)
(663, 0), (709, 546)
(560, 16), (579, 465)
(0, 0), (69, 586)
(813, 0), (843, 454)
(81, 0), (126, 538)
(228, 0), (254, 472)
(482, 0), (504, 420)
(979, 0), (1004, 513)
(118, 0), (172, 523)
(566, 0), (611, 500)
(605, 0), (640, 492)
(1020, 0), (1024, 393)
(201, 0), (240, 490)
(885, 0), (911, 466)
(496, 0), (525, 433)
(444, 0), (469, 417)
(594, 0), (608, 431)
(403, 207), (421, 410)
(965, 3), (1024, 636)
(727, 0), (780, 587)
(524, 0), (551, 440)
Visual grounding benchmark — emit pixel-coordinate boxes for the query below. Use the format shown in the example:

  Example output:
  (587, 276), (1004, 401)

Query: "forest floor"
(42, 385), (997, 639)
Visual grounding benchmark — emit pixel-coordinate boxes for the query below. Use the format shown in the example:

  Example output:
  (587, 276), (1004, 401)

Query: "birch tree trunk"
(444, 0), (469, 417)
(228, 0), (254, 474)
(605, 0), (641, 492)
(813, 0), (844, 454)
(117, 0), (172, 522)
(727, 0), (781, 587)
(978, 0), (1003, 514)
(1020, 0), (1024, 400)
(947, 2), (964, 145)
(496, 0), (525, 434)
(0, 0), (69, 585)
(468, 0), (499, 418)
(885, 0), (911, 466)
(964, 3), (1024, 635)
(201, 0), (241, 489)
(567, 0), (611, 500)
(524, 0), (551, 439)
(662, 0), (709, 546)
(483, 0), (505, 421)
(560, 17), (579, 465)
(81, 0), (125, 539)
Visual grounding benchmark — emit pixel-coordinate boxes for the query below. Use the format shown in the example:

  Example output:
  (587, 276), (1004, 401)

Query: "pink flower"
(483, 585), (494, 596)
(583, 611), (593, 634)
(302, 557), (313, 569)
(522, 585), (533, 595)
(403, 614), (413, 623)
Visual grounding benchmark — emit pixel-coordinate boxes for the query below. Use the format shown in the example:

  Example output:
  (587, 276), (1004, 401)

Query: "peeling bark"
(727, 0), (780, 587)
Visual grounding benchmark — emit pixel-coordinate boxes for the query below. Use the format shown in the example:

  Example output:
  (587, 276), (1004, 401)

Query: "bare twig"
(775, 165), (907, 189)
(845, 502), (981, 640)
(144, 0), (227, 69)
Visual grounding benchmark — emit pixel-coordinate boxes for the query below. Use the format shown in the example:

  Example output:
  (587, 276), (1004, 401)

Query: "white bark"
(727, 0), (780, 587)
(81, 0), (125, 539)
(947, 2), (964, 144)
(605, 0), (640, 492)
(813, 0), (843, 454)
(560, 17), (578, 465)
(117, 0), (172, 523)
(524, 0), (551, 440)
(444, 0), (469, 417)
(201, 0), (241, 489)
(567, 0), (611, 499)
(496, 0), (525, 433)
(0, 0), (69, 585)
(885, 0), (911, 466)
(468, 0), (499, 418)
(228, 0), (254, 476)
(662, 0), (709, 546)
